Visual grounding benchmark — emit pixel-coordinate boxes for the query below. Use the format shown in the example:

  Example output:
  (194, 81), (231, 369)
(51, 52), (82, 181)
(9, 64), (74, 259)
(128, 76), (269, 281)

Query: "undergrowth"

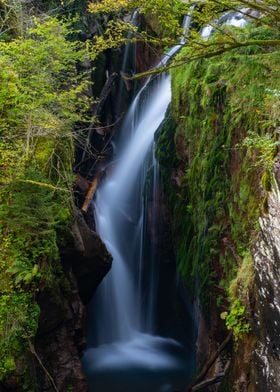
(157, 25), (280, 337)
(0, 16), (89, 386)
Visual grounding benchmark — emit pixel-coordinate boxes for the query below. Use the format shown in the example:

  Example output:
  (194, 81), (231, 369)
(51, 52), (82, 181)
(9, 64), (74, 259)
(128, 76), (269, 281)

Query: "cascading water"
(83, 15), (195, 392)
(115, 10), (138, 117)
(90, 74), (172, 344)
(201, 9), (253, 38)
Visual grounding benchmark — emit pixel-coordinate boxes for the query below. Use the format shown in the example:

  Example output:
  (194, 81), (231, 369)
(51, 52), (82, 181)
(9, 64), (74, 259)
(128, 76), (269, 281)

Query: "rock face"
(251, 185), (280, 390)
(33, 210), (112, 391)
(157, 43), (280, 390)
(63, 208), (112, 305)
(219, 182), (280, 392)
(35, 281), (87, 392)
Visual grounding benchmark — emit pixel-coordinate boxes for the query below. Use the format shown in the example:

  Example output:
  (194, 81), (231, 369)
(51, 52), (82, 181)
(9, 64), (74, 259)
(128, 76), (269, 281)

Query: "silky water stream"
(82, 17), (196, 392)
(82, 9), (253, 391)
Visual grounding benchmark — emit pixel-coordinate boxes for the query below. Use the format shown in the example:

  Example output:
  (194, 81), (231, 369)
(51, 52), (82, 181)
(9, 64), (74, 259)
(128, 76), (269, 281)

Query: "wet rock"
(62, 207), (112, 304)
(33, 207), (112, 391)
(35, 279), (87, 392)
(251, 186), (280, 390)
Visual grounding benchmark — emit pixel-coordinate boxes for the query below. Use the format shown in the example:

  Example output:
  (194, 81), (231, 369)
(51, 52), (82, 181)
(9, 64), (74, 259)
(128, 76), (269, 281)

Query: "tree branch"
(29, 341), (59, 392)
(185, 331), (233, 392)
(191, 373), (225, 391)
(128, 38), (280, 80)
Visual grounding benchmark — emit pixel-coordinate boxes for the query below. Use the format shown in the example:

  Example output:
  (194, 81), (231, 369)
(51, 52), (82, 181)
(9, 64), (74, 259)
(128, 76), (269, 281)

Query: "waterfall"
(201, 9), (250, 38)
(83, 14), (195, 392)
(89, 74), (171, 345)
(115, 10), (138, 117)
(142, 148), (160, 332)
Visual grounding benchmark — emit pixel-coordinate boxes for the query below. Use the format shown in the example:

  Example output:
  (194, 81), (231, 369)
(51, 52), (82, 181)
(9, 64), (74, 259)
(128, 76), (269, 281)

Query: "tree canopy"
(0, 14), (90, 383)
(88, 0), (280, 75)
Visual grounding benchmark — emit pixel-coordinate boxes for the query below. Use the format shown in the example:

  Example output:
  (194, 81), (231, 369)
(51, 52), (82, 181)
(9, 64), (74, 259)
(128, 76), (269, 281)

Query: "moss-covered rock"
(0, 15), (95, 389)
(165, 27), (280, 308)
(157, 24), (280, 388)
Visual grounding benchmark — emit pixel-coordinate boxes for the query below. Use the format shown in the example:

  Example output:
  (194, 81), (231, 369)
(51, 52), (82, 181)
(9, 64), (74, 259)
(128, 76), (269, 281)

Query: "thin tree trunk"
(81, 176), (99, 213)
(185, 331), (233, 392)
(191, 373), (225, 391)
(81, 72), (118, 162)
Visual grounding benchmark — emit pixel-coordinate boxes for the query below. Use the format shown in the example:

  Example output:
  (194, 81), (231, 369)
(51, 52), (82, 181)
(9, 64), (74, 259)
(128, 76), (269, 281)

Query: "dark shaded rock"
(32, 207), (112, 391)
(62, 207), (112, 304)
(35, 278), (87, 392)
(219, 184), (280, 392)
(250, 187), (280, 391)
(0, 378), (21, 391)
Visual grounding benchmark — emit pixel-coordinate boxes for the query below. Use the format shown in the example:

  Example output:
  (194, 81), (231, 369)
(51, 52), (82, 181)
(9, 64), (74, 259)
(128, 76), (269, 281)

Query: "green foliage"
(170, 8), (280, 69)
(0, 0), (25, 38)
(159, 26), (280, 312)
(88, 0), (186, 38)
(0, 293), (40, 380)
(87, 0), (280, 79)
(87, 0), (188, 60)
(221, 299), (251, 340)
(0, 17), (90, 138)
(229, 253), (254, 303)
(0, 16), (89, 384)
(241, 131), (279, 173)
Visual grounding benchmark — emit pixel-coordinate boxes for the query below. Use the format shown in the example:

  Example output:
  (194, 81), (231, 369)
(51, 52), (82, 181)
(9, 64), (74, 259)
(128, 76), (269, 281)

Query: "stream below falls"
(82, 10), (252, 391)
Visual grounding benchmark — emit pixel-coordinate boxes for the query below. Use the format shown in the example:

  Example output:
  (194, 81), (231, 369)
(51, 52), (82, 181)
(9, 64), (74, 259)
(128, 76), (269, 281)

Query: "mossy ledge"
(157, 25), (280, 387)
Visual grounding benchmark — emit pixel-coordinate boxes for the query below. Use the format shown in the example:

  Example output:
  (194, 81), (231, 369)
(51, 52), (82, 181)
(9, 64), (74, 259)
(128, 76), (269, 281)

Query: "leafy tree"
(87, 0), (280, 74)
(0, 15), (90, 384)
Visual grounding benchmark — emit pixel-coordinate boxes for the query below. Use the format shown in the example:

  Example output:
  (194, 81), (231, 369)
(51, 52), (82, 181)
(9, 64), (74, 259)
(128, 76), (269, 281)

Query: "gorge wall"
(0, 2), (161, 390)
(1, 2), (280, 391)
(156, 25), (280, 391)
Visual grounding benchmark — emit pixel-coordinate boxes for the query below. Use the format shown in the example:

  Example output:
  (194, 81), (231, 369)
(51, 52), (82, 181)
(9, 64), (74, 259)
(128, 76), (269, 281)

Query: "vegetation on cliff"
(1, 0), (280, 388)
(87, 0), (280, 78)
(0, 12), (90, 385)
(156, 24), (280, 342)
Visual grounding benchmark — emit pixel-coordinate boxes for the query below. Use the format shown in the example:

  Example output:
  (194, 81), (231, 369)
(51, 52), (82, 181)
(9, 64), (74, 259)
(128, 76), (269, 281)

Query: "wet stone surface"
(253, 188), (280, 390)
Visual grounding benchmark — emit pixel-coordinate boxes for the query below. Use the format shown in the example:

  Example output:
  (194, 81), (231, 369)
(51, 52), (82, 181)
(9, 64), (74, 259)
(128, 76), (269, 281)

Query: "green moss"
(0, 154), (73, 385)
(229, 253), (254, 303)
(221, 299), (251, 341)
(0, 294), (40, 381)
(261, 171), (272, 192)
(0, 16), (89, 386)
(158, 26), (280, 312)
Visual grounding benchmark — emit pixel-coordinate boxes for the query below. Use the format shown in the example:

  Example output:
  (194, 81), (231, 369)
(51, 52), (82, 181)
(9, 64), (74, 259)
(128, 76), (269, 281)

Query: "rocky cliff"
(157, 24), (280, 391)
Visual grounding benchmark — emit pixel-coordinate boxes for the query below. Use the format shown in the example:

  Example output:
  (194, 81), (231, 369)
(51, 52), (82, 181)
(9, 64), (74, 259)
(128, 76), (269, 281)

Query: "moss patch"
(0, 17), (89, 387)
(157, 26), (280, 319)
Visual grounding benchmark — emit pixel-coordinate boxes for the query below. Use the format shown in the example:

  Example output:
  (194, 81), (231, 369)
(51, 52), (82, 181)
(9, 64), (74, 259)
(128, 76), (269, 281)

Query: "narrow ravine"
(82, 17), (195, 392)
(82, 11), (252, 391)
(1, 2), (280, 391)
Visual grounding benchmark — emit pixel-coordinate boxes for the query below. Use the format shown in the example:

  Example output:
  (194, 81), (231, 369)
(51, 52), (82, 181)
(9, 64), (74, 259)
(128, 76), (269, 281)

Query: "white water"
(82, 10), (255, 390)
(91, 74), (171, 345)
(115, 10), (138, 116)
(83, 15), (194, 392)
(201, 9), (250, 39)
(94, 10), (249, 344)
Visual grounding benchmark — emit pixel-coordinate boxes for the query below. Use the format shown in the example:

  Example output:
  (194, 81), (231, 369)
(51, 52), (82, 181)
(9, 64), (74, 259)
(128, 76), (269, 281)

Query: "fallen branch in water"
(185, 331), (233, 391)
(191, 373), (225, 391)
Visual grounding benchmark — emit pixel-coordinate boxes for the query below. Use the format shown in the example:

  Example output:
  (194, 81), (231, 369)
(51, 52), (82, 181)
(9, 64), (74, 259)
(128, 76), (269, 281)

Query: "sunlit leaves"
(89, 19), (138, 59)
(0, 16), (89, 381)
(88, 0), (280, 76)
(88, 0), (131, 14)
